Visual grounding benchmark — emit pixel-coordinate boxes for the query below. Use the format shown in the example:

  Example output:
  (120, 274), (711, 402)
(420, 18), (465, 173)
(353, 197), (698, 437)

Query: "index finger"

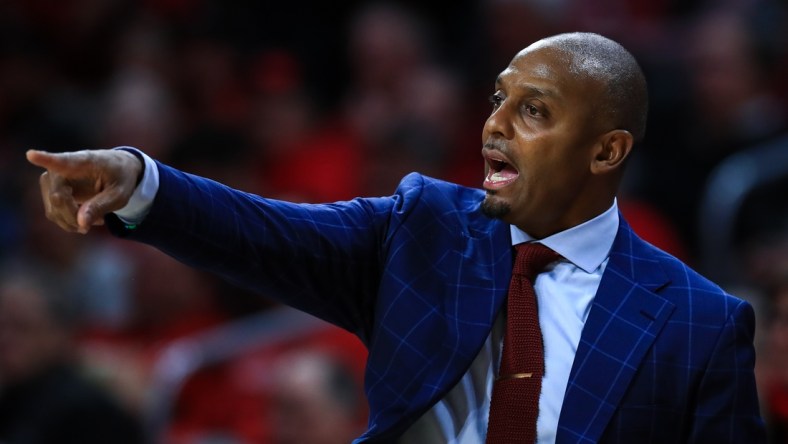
(26, 150), (94, 176)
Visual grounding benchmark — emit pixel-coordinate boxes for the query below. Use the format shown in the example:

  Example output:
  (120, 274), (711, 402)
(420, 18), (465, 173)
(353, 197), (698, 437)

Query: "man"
(269, 351), (366, 444)
(0, 266), (144, 443)
(27, 33), (765, 443)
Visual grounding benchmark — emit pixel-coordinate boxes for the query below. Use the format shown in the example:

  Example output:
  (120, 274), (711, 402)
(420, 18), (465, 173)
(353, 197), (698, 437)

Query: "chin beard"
(481, 192), (511, 219)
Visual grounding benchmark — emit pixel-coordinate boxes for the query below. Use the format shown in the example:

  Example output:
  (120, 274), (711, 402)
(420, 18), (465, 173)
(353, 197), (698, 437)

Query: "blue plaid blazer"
(108, 164), (765, 443)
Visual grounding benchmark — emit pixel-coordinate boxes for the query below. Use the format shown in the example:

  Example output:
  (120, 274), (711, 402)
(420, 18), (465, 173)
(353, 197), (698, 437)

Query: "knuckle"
(50, 191), (64, 206)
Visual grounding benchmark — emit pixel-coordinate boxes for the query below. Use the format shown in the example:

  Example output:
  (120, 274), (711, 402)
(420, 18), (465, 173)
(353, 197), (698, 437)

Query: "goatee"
(480, 192), (510, 219)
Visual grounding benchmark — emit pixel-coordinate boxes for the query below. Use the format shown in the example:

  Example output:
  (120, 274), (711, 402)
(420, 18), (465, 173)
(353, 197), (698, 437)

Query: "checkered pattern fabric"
(107, 165), (765, 443)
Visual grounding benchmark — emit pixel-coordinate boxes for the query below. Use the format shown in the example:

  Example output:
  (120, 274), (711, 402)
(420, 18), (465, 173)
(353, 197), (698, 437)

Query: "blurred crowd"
(1, 0), (787, 442)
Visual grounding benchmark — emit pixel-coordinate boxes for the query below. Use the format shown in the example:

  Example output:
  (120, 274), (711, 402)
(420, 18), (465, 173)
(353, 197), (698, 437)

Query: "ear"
(590, 129), (633, 175)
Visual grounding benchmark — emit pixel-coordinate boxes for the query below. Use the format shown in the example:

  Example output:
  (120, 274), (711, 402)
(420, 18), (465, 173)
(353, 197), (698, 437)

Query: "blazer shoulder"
(629, 229), (750, 318)
(389, 173), (491, 234)
(394, 173), (485, 211)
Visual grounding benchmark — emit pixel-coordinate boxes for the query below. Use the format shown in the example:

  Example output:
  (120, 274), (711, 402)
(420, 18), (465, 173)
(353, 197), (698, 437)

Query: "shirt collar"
(510, 200), (619, 273)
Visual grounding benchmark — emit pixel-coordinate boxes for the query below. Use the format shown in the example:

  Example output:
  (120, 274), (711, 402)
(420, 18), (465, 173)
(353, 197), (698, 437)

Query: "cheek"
(512, 128), (592, 185)
(524, 154), (585, 201)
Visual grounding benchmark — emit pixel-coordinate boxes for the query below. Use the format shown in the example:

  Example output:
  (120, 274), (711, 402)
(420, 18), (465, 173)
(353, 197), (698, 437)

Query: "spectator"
(269, 351), (366, 444)
(0, 265), (143, 444)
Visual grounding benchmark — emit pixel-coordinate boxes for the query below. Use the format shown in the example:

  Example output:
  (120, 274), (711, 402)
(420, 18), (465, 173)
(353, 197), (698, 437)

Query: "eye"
(488, 93), (504, 110)
(524, 104), (541, 117)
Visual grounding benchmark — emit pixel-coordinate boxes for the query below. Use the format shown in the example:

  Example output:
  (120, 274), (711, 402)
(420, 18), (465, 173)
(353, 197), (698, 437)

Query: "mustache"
(483, 140), (509, 153)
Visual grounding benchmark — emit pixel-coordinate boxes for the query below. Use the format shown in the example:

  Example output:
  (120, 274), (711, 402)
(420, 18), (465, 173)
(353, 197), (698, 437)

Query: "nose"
(482, 104), (514, 141)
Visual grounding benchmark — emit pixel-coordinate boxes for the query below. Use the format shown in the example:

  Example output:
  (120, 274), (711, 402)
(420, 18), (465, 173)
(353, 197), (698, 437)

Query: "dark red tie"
(486, 242), (560, 444)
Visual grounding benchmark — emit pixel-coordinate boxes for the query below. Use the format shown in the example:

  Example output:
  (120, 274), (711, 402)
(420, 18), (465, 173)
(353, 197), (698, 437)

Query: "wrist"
(115, 147), (145, 186)
(112, 147), (159, 224)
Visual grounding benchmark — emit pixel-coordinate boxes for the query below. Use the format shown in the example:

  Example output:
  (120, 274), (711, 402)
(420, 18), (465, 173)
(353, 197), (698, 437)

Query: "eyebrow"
(495, 76), (556, 99)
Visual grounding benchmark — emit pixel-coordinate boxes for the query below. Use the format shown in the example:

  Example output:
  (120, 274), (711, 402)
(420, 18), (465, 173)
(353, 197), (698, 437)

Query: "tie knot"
(513, 243), (560, 278)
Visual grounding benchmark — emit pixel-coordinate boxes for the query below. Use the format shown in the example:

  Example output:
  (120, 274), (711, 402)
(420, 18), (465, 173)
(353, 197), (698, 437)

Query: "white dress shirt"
(114, 148), (159, 224)
(115, 149), (619, 444)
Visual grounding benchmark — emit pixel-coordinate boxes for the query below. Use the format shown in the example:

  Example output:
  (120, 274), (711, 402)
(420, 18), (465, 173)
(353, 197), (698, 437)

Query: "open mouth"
(483, 152), (519, 189)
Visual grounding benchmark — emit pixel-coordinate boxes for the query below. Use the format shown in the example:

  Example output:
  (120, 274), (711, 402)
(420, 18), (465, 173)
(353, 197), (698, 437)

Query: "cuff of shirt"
(112, 147), (159, 225)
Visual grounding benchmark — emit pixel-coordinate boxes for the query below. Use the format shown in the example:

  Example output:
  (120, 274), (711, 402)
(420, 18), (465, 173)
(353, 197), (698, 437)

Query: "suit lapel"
(368, 214), (513, 441)
(557, 219), (676, 443)
(416, 218), (513, 402)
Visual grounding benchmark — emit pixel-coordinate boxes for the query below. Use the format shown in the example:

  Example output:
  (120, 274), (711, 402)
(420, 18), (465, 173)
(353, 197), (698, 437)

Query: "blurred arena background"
(0, 0), (787, 442)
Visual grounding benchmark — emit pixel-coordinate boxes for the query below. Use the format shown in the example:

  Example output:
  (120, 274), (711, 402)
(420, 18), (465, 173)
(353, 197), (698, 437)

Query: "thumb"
(26, 150), (92, 176)
(77, 187), (126, 230)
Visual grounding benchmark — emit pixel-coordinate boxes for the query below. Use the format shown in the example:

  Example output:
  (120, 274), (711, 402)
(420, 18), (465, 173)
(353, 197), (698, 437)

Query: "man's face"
(0, 285), (66, 384)
(481, 45), (605, 236)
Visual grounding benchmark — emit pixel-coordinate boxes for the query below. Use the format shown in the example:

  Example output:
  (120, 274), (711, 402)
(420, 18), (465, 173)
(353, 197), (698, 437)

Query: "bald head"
(482, 32), (649, 235)
(525, 32), (649, 142)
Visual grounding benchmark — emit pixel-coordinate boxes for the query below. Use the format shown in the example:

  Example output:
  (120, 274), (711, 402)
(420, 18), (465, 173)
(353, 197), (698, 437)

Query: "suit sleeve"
(688, 299), (766, 443)
(106, 162), (415, 342)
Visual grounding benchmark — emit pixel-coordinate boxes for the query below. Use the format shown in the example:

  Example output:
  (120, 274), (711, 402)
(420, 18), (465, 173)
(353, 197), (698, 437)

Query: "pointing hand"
(26, 149), (143, 234)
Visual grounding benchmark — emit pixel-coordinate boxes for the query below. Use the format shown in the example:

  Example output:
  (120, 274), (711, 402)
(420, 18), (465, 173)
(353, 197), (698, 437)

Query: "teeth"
(489, 172), (509, 182)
